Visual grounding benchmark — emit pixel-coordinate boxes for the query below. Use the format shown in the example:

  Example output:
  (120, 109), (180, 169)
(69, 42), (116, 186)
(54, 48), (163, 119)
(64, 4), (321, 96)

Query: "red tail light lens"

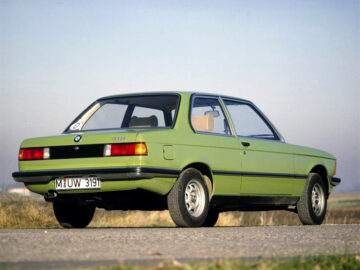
(19, 148), (50, 161)
(104, 143), (147, 156)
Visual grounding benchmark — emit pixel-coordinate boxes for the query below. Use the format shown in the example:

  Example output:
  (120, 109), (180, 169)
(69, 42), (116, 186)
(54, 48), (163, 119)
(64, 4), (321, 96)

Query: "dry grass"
(91, 209), (174, 228)
(0, 193), (359, 229)
(0, 194), (58, 228)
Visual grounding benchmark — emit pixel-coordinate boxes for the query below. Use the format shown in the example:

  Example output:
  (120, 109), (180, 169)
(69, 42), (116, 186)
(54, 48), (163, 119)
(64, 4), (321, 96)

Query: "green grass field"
(79, 255), (360, 270)
(1, 254), (359, 270)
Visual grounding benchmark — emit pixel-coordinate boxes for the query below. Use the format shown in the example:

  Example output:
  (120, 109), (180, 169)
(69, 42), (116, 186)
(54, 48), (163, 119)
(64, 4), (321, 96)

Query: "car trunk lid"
(18, 130), (141, 171)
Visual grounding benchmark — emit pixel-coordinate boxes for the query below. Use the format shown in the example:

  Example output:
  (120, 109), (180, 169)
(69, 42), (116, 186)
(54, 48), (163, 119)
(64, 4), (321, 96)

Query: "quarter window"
(224, 100), (277, 140)
(191, 97), (231, 135)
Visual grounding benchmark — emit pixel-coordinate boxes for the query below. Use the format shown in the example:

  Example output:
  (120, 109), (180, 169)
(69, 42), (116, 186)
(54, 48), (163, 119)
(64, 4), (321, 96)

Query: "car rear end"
(14, 131), (148, 195)
(12, 93), (181, 212)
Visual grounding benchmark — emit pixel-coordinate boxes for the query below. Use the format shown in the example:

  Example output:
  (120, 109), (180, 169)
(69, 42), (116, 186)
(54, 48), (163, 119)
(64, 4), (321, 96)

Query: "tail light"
(19, 148), (50, 161)
(104, 143), (148, 156)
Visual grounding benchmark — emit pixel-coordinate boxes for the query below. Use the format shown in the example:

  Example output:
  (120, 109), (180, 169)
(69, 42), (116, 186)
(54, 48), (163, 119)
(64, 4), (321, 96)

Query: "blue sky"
(0, 0), (359, 191)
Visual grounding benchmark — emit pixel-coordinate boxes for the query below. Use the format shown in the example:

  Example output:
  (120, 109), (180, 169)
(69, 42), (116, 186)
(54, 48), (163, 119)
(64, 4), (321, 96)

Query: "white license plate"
(55, 177), (101, 190)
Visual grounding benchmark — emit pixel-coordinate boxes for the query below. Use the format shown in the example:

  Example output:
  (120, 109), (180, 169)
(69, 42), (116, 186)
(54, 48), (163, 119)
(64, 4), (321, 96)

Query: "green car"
(13, 92), (341, 228)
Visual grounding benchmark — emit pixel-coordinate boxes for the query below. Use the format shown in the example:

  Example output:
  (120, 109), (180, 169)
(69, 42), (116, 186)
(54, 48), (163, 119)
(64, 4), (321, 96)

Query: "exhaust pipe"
(44, 190), (58, 201)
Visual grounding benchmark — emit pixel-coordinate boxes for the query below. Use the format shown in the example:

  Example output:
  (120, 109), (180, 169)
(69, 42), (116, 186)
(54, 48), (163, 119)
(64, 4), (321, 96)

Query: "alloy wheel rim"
(312, 183), (325, 216)
(185, 179), (206, 217)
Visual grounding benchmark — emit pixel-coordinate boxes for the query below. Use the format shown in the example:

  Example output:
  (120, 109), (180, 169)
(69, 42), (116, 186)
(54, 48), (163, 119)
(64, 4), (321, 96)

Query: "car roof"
(98, 91), (253, 104)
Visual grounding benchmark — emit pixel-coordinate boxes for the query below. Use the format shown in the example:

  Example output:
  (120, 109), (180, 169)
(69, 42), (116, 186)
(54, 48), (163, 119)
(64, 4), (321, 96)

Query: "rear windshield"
(65, 94), (180, 132)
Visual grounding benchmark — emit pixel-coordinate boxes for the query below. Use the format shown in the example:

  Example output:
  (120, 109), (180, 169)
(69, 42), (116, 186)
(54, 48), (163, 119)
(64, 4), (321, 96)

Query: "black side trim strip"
(210, 195), (299, 211)
(12, 167), (181, 183)
(212, 170), (308, 179)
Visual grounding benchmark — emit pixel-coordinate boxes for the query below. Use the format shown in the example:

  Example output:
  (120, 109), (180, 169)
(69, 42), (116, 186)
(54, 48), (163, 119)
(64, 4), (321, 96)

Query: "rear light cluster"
(19, 148), (50, 161)
(18, 143), (147, 161)
(104, 143), (147, 156)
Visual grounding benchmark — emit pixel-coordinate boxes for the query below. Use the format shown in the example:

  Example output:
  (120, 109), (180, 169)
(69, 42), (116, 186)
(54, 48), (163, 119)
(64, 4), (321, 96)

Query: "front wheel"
(53, 201), (95, 228)
(167, 168), (209, 227)
(297, 173), (327, 225)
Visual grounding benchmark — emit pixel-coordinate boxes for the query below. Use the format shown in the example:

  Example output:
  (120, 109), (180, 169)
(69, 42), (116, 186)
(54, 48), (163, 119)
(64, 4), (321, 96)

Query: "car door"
(187, 96), (241, 196)
(222, 98), (294, 196)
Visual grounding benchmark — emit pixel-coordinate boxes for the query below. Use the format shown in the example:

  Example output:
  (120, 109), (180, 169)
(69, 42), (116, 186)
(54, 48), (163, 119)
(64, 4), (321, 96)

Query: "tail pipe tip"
(44, 190), (58, 201)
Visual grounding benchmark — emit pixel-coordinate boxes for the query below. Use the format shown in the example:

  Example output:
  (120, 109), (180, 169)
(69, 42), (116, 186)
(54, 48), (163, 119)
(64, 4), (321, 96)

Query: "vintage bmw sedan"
(13, 92), (341, 228)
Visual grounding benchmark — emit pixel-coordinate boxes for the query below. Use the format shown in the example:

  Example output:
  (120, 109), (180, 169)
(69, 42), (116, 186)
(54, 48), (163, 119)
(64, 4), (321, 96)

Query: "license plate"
(55, 177), (101, 190)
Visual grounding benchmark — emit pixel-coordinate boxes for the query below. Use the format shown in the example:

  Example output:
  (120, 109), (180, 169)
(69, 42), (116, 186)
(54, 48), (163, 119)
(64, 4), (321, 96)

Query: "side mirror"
(205, 110), (220, 118)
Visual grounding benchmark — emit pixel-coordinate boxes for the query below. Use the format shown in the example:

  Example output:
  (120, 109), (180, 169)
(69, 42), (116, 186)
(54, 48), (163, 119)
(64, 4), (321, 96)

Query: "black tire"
(167, 168), (209, 227)
(203, 207), (219, 227)
(53, 201), (95, 228)
(297, 173), (327, 225)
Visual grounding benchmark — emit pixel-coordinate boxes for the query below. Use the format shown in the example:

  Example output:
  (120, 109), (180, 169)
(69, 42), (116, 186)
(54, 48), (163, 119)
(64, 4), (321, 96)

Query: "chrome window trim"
(189, 94), (235, 137)
(220, 97), (285, 143)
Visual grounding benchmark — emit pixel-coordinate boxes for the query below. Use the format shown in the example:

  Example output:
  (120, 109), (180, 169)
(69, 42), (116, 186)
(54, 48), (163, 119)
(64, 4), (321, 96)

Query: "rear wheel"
(167, 168), (209, 227)
(53, 201), (95, 228)
(297, 173), (327, 225)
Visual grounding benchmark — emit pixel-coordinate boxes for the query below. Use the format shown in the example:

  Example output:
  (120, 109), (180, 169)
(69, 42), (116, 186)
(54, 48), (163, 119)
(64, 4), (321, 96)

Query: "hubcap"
(312, 184), (325, 216)
(185, 179), (206, 217)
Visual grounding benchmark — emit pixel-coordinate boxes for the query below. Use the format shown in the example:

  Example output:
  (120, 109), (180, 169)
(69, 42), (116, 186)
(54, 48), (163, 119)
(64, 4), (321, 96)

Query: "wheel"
(297, 173), (327, 225)
(53, 201), (95, 228)
(203, 207), (219, 227)
(167, 168), (209, 227)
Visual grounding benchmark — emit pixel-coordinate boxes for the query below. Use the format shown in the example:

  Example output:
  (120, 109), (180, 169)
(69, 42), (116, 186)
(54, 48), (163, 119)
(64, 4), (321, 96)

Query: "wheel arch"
(310, 165), (329, 197)
(182, 162), (214, 197)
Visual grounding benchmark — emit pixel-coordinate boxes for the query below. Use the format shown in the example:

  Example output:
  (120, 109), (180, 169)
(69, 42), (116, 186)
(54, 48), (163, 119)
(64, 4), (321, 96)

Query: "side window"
(191, 97), (231, 135)
(224, 100), (277, 140)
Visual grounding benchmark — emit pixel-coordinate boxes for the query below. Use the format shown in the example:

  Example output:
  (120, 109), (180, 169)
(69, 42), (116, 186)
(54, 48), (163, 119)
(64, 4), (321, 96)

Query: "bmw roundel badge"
(74, 135), (82, 143)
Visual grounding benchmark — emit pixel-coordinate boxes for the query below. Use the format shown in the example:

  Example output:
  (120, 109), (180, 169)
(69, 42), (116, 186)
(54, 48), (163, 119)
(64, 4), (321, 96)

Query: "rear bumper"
(330, 177), (341, 187)
(12, 167), (180, 183)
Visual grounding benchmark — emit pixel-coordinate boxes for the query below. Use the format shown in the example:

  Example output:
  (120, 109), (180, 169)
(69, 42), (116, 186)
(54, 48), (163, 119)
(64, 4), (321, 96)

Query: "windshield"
(65, 94), (180, 132)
